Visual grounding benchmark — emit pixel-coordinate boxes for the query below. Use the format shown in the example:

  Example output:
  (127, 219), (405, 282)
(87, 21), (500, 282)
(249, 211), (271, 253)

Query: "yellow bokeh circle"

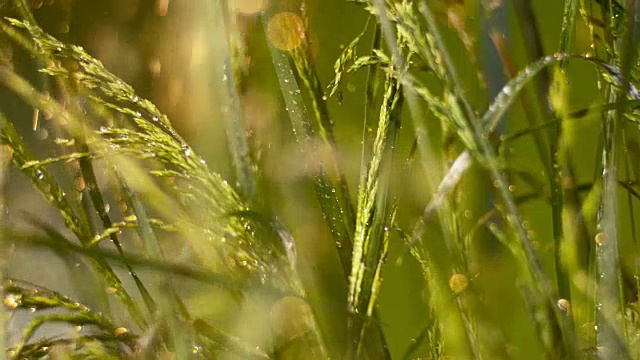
(449, 273), (469, 294)
(266, 12), (305, 51)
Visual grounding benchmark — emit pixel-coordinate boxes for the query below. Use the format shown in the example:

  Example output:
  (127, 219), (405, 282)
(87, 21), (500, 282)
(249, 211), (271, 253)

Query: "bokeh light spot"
(232, 0), (268, 15)
(449, 273), (468, 294)
(266, 12), (305, 51)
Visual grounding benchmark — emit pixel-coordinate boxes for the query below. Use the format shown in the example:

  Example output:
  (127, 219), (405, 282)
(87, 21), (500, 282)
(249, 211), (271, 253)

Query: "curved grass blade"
(411, 53), (640, 248)
(4, 279), (137, 357)
(2, 18), (302, 293)
(0, 112), (148, 328)
(5, 229), (289, 299)
(74, 131), (156, 316)
(418, 3), (575, 353)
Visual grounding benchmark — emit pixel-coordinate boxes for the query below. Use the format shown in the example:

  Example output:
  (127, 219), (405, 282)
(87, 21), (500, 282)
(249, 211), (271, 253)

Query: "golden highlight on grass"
(1, 0), (640, 359)
(266, 12), (306, 51)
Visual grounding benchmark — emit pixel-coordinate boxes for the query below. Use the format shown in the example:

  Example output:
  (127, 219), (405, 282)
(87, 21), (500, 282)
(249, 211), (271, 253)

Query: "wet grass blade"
(261, 12), (353, 280)
(348, 72), (401, 359)
(5, 228), (289, 299)
(0, 113), (148, 328)
(193, 319), (271, 360)
(290, 36), (357, 232)
(213, 0), (257, 203)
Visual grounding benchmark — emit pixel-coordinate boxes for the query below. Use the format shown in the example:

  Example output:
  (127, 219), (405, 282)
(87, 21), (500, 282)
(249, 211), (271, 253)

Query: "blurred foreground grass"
(1, 0), (640, 359)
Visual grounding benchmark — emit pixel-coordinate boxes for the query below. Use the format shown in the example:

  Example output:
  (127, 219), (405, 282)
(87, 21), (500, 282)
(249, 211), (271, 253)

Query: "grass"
(1, 0), (640, 358)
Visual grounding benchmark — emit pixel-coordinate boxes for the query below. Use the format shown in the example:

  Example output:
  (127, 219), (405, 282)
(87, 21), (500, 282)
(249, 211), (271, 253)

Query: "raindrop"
(35, 170), (44, 180)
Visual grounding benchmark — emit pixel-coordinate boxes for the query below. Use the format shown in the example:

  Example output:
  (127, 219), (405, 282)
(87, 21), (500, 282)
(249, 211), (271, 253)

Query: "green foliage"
(1, 0), (640, 359)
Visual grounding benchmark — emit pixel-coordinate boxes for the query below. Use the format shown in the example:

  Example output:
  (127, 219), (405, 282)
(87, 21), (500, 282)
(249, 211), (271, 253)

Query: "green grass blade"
(193, 318), (271, 360)
(0, 113), (148, 327)
(261, 13), (353, 280)
(212, 0), (257, 203)
(418, 2), (575, 354)
(0, 116), (9, 360)
(348, 73), (401, 359)
(290, 39), (357, 232)
(74, 133), (157, 316)
(549, 0), (580, 307)
(5, 228), (288, 298)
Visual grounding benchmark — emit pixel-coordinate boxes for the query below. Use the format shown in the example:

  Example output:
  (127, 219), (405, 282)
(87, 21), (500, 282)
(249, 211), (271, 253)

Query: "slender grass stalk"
(0, 110), (148, 328)
(290, 30), (357, 233)
(215, 0), (257, 203)
(418, 1), (578, 355)
(261, 10), (354, 282)
(0, 115), (9, 360)
(552, 0), (580, 303)
(348, 71), (400, 359)
(593, 1), (633, 357)
(192, 318), (271, 359)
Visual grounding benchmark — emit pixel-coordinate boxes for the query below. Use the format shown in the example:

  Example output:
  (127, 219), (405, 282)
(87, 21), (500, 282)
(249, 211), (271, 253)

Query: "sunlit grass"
(0, 0), (640, 358)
